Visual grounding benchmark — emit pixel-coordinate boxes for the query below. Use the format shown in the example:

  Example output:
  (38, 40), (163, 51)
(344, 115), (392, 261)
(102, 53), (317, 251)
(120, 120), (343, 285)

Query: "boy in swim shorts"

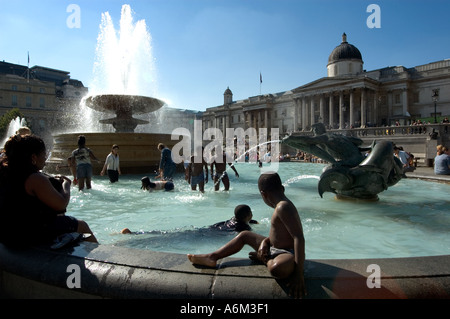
(187, 171), (305, 298)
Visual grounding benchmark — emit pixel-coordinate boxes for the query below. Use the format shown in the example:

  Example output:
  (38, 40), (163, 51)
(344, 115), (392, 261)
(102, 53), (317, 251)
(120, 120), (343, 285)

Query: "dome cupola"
(327, 33), (363, 77)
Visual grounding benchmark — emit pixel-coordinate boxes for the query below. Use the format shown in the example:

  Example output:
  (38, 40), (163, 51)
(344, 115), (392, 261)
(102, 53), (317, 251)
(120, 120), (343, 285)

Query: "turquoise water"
(67, 162), (450, 259)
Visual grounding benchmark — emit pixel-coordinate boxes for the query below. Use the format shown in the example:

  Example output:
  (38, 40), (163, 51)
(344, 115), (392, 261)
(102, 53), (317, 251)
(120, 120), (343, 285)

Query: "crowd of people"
(0, 131), (305, 298)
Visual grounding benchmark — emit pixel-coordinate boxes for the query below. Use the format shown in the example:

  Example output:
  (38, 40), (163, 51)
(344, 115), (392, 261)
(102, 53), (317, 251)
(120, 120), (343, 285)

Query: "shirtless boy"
(186, 148), (208, 193)
(187, 171), (305, 298)
(211, 151), (239, 191)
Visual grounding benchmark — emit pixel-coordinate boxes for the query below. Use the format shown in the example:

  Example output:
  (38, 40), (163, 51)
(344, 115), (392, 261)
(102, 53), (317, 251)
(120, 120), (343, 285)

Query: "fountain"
(1, 5), (448, 300)
(46, 5), (179, 175)
(282, 123), (404, 200)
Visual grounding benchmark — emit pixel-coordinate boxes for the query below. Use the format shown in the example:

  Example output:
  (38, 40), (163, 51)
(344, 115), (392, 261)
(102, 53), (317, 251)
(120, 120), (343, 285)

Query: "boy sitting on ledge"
(187, 171), (306, 298)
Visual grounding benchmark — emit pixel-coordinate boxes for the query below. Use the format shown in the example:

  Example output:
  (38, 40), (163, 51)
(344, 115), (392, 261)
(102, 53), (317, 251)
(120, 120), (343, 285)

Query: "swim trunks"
(269, 247), (294, 259)
(76, 163), (93, 179)
(190, 172), (205, 186)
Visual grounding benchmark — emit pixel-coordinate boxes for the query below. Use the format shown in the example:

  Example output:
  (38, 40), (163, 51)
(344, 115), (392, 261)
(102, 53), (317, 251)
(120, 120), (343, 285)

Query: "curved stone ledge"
(0, 242), (449, 299)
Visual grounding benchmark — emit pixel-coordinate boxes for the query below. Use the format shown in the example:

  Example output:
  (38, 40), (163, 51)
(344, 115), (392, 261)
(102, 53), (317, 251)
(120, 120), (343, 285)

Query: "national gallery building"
(202, 33), (450, 135)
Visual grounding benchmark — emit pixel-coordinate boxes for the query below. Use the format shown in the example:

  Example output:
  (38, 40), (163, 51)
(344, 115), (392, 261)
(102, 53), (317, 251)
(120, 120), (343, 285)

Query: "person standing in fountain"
(0, 134), (98, 247)
(186, 146), (208, 193)
(157, 143), (177, 181)
(188, 172), (305, 299)
(211, 151), (239, 191)
(70, 135), (101, 191)
(100, 144), (121, 183)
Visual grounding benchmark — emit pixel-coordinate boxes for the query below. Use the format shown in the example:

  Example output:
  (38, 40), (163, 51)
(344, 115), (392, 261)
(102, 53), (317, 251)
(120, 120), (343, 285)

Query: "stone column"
(349, 89), (354, 127)
(329, 93), (334, 128)
(387, 91), (393, 123)
(264, 109), (269, 129)
(361, 89), (366, 127)
(339, 91), (344, 129)
(319, 95), (325, 123)
(301, 97), (307, 131)
(293, 99), (299, 131)
(310, 96), (315, 126)
(402, 88), (408, 116)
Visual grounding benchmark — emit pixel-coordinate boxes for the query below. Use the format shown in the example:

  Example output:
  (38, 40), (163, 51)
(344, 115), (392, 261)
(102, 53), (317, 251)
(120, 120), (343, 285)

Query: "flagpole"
(259, 72), (262, 95)
(27, 51), (30, 83)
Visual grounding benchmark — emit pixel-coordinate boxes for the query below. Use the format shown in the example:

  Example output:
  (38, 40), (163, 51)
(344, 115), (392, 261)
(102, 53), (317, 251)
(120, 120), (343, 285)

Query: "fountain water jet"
(47, 5), (179, 175)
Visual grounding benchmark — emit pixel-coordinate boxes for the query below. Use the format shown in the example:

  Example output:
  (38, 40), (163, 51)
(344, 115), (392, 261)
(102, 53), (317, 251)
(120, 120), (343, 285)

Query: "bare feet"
(187, 254), (217, 267)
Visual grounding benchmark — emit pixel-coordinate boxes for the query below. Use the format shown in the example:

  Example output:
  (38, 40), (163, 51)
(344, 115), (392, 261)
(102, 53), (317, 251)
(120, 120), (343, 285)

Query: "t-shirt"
(105, 153), (120, 171)
(72, 147), (92, 165)
(434, 154), (450, 175)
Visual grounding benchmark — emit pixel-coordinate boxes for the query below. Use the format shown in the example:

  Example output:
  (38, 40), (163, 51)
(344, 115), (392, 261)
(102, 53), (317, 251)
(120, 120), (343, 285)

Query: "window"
(12, 95), (18, 106)
(394, 93), (401, 104)
(39, 97), (45, 108)
(26, 96), (32, 107)
(40, 88), (45, 93)
(11, 85), (17, 91)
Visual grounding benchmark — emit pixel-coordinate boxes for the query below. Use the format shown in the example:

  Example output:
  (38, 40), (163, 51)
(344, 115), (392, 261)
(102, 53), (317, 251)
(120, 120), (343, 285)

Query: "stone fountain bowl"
(84, 94), (165, 115)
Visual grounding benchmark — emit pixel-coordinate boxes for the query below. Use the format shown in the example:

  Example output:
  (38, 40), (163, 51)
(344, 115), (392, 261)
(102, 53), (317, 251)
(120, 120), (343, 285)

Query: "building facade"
(202, 33), (450, 137)
(0, 61), (88, 142)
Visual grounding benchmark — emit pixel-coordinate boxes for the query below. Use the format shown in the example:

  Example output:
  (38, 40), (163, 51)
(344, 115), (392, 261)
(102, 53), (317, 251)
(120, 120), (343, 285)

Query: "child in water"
(141, 176), (174, 192)
(211, 204), (258, 232)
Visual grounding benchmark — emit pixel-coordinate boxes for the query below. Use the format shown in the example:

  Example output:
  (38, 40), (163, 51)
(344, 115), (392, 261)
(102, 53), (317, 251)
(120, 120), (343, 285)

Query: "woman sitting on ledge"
(0, 134), (97, 247)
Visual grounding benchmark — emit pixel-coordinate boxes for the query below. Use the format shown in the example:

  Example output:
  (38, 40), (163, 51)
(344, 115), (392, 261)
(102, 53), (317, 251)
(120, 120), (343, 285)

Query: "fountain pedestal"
(46, 94), (181, 175)
(47, 132), (179, 175)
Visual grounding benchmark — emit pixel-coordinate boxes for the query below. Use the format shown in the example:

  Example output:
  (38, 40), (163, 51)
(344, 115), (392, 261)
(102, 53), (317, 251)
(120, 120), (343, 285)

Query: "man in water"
(211, 151), (239, 191)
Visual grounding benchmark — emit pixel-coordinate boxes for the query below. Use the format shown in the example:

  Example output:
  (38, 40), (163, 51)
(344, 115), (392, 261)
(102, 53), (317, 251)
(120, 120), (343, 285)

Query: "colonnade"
(203, 86), (410, 134)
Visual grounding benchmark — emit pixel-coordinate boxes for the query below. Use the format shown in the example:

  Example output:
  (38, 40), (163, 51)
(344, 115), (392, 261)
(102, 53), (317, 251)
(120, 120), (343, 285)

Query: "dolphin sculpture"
(282, 123), (404, 200)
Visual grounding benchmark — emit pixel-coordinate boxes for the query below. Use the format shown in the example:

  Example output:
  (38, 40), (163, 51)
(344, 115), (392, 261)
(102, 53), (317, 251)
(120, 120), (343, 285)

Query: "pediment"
(292, 76), (380, 94)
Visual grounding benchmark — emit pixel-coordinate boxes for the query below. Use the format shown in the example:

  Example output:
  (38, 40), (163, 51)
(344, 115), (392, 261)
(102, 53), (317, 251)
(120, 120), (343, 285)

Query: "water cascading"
(46, 4), (178, 174)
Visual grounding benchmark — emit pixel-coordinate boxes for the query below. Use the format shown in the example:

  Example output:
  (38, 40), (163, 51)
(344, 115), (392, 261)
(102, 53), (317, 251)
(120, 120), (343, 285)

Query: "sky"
(1, 0), (450, 112)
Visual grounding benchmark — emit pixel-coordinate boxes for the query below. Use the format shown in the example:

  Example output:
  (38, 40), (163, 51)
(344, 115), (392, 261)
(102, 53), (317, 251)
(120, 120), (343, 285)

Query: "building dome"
(327, 33), (363, 77)
(328, 33), (362, 64)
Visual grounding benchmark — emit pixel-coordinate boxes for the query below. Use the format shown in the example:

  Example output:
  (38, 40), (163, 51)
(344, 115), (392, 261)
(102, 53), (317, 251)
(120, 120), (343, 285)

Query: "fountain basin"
(84, 95), (165, 132)
(85, 94), (164, 115)
(0, 242), (449, 299)
(47, 132), (181, 175)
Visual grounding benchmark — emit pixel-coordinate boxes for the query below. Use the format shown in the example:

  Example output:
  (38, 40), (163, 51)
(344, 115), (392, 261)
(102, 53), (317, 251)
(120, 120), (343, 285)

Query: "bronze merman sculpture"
(282, 123), (404, 200)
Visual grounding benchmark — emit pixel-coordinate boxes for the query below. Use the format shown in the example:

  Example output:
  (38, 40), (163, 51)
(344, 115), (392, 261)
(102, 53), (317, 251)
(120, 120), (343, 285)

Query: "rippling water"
(67, 162), (450, 259)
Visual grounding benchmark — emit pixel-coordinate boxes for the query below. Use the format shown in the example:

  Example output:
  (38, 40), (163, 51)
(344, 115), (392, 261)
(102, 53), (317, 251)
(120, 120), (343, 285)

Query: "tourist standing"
(101, 144), (121, 183)
(157, 143), (176, 181)
(70, 135), (101, 191)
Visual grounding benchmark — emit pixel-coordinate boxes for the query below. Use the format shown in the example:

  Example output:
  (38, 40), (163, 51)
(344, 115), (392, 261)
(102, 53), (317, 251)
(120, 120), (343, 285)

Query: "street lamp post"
(432, 89), (440, 123)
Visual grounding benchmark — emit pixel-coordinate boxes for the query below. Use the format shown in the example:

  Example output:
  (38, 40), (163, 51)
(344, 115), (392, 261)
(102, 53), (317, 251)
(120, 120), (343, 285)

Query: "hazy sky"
(1, 0), (449, 111)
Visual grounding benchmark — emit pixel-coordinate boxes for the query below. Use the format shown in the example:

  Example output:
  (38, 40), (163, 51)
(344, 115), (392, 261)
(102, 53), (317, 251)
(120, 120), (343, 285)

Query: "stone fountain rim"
(84, 94), (165, 115)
